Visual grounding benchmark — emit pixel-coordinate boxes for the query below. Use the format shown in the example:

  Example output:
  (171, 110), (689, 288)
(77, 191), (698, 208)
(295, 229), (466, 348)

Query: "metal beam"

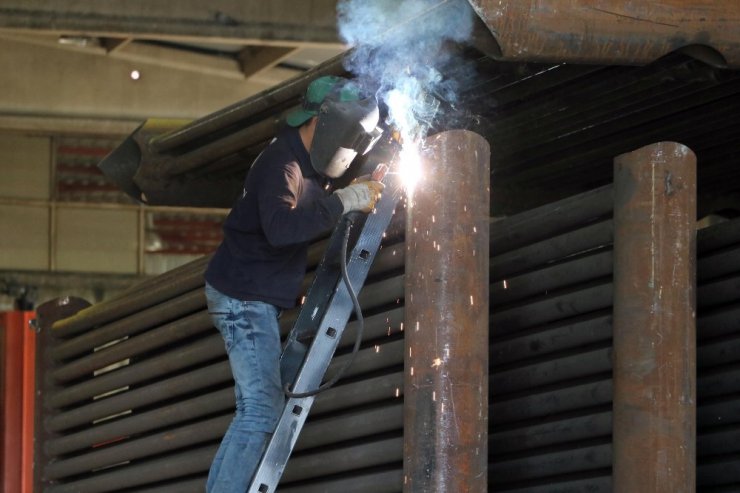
(612, 142), (697, 493)
(404, 130), (490, 492)
(468, 0), (740, 68)
(0, 1), (342, 45)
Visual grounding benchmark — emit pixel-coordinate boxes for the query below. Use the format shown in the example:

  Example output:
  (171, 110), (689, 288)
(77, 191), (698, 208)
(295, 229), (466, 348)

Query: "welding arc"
(284, 214), (365, 398)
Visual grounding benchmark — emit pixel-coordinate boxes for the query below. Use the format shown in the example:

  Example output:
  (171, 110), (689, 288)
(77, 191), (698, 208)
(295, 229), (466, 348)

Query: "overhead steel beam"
(0, 0), (342, 45)
(468, 0), (740, 68)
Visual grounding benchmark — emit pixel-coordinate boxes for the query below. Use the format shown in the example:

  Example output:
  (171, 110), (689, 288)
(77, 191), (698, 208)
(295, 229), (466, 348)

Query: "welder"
(202, 75), (384, 493)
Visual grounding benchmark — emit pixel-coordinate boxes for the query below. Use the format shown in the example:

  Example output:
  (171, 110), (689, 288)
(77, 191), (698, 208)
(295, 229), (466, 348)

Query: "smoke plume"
(337, 0), (475, 142)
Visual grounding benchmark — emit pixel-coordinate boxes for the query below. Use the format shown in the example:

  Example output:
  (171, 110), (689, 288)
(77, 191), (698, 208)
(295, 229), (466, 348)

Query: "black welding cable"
(284, 214), (365, 398)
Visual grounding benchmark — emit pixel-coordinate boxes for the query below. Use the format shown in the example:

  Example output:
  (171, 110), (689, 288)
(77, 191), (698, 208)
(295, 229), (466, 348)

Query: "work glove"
(334, 181), (385, 214)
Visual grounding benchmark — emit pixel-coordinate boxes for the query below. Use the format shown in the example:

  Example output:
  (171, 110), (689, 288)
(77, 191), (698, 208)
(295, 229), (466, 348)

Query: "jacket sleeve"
(258, 160), (344, 248)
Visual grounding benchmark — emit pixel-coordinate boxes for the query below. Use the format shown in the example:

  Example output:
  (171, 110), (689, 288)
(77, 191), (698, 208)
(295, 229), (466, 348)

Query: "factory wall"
(0, 132), (227, 311)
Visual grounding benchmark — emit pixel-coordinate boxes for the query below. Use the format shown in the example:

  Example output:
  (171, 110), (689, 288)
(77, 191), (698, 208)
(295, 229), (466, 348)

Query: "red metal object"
(1, 311), (36, 493)
(404, 130), (490, 492)
(468, 0), (740, 67)
(613, 142), (697, 492)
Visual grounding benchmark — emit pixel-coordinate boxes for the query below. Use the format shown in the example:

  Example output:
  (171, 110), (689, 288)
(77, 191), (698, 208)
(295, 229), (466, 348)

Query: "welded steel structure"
(34, 171), (740, 491)
(35, 1), (740, 491)
(98, 0), (740, 213)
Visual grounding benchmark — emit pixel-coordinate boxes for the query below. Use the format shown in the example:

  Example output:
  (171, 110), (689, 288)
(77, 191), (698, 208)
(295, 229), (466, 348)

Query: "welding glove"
(334, 181), (385, 214)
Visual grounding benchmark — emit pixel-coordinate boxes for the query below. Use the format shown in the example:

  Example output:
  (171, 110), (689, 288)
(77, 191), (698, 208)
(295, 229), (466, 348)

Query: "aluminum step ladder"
(247, 157), (402, 493)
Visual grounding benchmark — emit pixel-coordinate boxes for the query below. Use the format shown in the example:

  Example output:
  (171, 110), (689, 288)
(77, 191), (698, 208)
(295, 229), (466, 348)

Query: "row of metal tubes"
(497, 71), (739, 159)
(57, 215), (740, 393)
(48, 274), (405, 389)
(491, 61), (713, 152)
(493, 444), (740, 488)
(43, 318), (740, 478)
(44, 395), (740, 491)
(480, 53), (698, 128)
(492, 218), (740, 308)
(49, 238), (404, 364)
(502, 80), (740, 181)
(506, 95), (740, 190)
(130, 468), (403, 493)
(44, 299), (740, 461)
(43, 217), (740, 486)
(46, 307), (404, 430)
(48, 231), (333, 347)
(47, 242), (740, 414)
(47, 184), (616, 343)
(45, 401), (405, 482)
(40, 354), (740, 484)
(50, 261), (208, 339)
(491, 399), (740, 458)
(513, 98), (740, 190)
(44, 242), (737, 442)
(46, 340), (405, 456)
(48, 214), (616, 387)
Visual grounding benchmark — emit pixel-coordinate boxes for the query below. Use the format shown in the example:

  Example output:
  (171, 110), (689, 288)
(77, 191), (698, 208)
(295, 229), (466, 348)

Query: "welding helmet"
(310, 95), (383, 178)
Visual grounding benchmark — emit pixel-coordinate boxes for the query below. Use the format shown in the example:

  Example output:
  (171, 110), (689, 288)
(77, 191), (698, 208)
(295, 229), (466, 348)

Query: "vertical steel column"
(1, 311), (37, 493)
(404, 130), (490, 492)
(613, 142), (697, 492)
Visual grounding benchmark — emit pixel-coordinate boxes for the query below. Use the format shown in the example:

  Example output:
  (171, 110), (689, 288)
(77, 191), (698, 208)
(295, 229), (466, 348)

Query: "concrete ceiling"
(0, 0), (346, 136)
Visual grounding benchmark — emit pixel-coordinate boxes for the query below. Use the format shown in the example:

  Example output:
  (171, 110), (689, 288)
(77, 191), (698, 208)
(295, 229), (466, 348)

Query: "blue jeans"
(204, 283), (285, 493)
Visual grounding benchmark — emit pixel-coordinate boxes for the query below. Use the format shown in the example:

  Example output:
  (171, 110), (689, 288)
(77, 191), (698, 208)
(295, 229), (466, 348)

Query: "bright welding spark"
(398, 142), (423, 200)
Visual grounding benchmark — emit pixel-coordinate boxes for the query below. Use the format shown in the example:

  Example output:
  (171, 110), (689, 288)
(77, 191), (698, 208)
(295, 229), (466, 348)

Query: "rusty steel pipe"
(613, 142), (697, 493)
(51, 261), (207, 338)
(404, 130), (490, 492)
(468, 0), (740, 68)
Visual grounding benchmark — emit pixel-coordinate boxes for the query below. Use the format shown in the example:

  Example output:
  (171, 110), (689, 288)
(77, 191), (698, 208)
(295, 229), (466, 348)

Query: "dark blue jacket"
(204, 127), (344, 308)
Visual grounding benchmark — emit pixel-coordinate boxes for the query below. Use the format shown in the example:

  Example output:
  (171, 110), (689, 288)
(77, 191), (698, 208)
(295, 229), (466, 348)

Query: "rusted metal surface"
(468, 0), (740, 67)
(404, 130), (490, 492)
(1, 311), (36, 493)
(612, 142), (697, 492)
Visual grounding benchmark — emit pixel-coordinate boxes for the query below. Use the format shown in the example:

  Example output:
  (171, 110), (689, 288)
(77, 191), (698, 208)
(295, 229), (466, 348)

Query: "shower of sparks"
(431, 357), (443, 368)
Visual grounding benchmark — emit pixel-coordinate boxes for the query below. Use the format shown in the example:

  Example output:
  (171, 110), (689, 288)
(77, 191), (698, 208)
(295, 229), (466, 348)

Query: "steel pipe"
(489, 442), (612, 486)
(45, 444), (217, 493)
(490, 184), (613, 254)
(468, 1), (740, 67)
(492, 346), (611, 396)
(492, 281), (613, 335)
(51, 265), (206, 338)
(46, 361), (231, 432)
(45, 415), (230, 480)
(491, 312), (611, 366)
(491, 249), (613, 306)
(492, 220), (613, 279)
(52, 310), (212, 383)
(52, 287), (206, 362)
(283, 436), (402, 483)
(613, 142), (697, 493)
(279, 469), (403, 493)
(48, 334), (225, 409)
(45, 389), (233, 456)
(404, 130), (490, 492)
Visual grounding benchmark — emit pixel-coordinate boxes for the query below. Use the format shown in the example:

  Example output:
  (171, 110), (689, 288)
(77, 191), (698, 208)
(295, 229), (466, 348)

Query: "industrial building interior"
(1, 1), (739, 492)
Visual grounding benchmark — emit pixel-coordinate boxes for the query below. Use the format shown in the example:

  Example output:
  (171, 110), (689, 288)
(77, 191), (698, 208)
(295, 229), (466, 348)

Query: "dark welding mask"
(310, 96), (383, 179)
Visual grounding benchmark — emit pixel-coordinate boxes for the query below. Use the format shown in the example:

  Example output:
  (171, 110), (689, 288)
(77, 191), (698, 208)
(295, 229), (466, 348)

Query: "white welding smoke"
(337, 0), (475, 144)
